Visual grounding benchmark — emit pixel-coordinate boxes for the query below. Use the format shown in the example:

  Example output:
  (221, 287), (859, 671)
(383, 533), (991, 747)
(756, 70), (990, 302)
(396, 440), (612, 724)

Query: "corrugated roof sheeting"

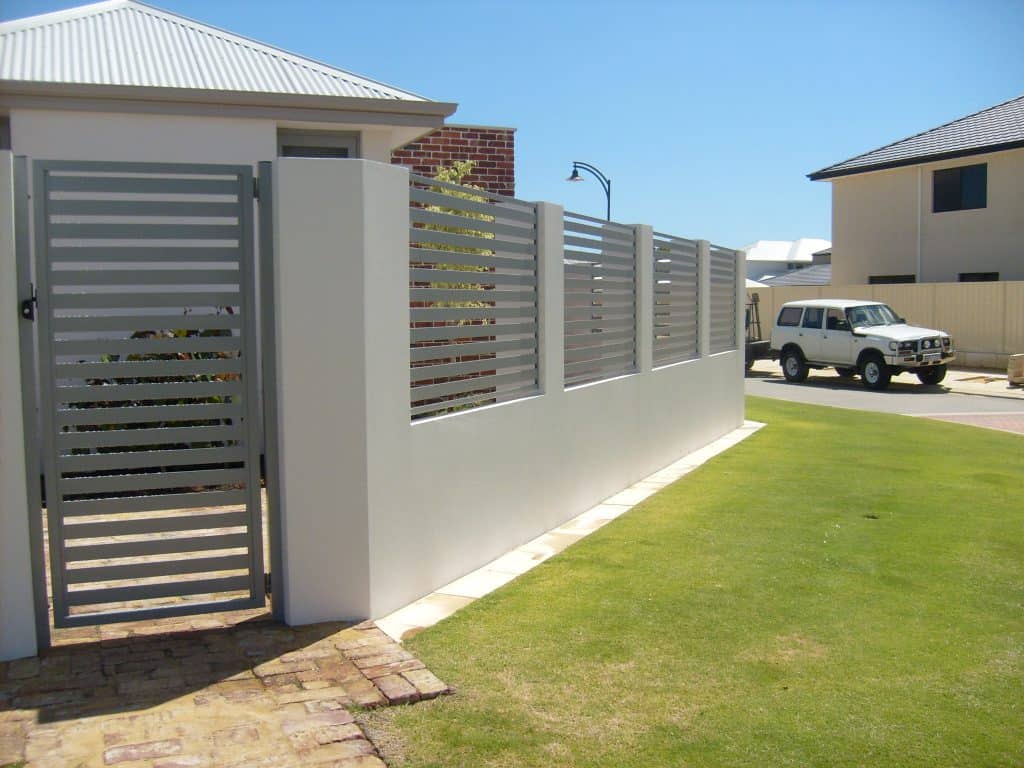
(811, 94), (1024, 179)
(0, 0), (426, 101)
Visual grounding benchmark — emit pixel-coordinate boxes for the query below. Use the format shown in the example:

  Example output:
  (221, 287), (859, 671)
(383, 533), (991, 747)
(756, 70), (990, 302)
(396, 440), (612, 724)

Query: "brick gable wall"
(391, 125), (515, 197)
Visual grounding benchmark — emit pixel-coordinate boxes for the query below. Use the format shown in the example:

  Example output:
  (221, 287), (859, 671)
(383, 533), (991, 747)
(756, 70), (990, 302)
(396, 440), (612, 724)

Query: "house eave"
(808, 139), (1024, 181)
(0, 80), (458, 124)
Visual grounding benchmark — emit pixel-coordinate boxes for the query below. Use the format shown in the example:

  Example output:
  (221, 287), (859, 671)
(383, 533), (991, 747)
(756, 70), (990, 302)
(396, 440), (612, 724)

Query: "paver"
(0, 617), (451, 767)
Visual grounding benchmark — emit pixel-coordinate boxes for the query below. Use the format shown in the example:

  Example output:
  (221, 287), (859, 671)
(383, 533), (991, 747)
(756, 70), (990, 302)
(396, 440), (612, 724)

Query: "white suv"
(770, 299), (955, 391)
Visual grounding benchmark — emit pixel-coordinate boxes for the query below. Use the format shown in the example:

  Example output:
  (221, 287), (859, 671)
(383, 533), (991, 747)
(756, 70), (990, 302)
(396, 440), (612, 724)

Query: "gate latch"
(20, 284), (37, 321)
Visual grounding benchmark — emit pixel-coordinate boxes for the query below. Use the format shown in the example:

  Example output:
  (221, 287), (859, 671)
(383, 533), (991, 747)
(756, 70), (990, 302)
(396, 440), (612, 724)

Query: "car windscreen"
(846, 304), (899, 327)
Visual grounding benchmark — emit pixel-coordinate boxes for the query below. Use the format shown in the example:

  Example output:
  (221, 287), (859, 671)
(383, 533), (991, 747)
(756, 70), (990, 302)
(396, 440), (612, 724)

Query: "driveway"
(746, 361), (1024, 433)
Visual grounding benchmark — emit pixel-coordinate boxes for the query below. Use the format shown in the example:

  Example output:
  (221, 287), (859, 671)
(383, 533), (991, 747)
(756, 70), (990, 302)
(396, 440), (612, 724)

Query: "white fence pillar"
(537, 203), (565, 393)
(635, 224), (654, 373)
(272, 158), (409, 625)
(698, 239), (712, 358)
(0, 152), (38, 661)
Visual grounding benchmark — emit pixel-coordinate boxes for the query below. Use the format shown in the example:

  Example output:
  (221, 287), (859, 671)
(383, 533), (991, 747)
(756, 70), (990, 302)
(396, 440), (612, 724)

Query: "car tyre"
(860, 354), (891, 390)
(917, 364), (947, 386)
(781, 348), (809, 383)
(836, 366), (857, 378)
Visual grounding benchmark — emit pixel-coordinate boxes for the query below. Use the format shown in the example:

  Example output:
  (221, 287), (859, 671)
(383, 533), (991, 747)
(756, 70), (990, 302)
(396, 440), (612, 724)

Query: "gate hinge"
(264, 572), (272, 594)
(20, 284), (37, 321)
(253, 177), (260, 200)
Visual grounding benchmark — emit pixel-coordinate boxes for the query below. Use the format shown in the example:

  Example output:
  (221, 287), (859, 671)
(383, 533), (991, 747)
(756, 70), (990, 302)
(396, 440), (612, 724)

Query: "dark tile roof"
(809, 94), (1024, 180)
(761, 264), (832, 286)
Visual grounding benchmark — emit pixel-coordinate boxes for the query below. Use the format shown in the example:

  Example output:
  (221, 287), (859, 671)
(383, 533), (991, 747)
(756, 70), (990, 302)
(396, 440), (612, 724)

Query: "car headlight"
(898, 341), (916, 352)
(942, 336), (952, 348)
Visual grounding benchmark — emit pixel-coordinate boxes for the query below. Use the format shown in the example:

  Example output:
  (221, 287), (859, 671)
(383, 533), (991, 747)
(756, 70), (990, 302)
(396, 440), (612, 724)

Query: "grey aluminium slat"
(563, 234), (634, 257)
(15, 156), (51, 649)
(55, 357), (243, 379)
(62, 489), (247, 518)
(410, 337), (535, 362)
(410, 208), (536, 239)
(410, 287), (536, 303)
(410, 246), (534, 271)
(65, 576), (252, 607)
(411, 369), (537, 401)
(409, 187), (536, 222)
(50, 269), (241, 286)
(411, 321), (536, 343)
(54, 336), (242, 356)
(45, 175), (240, 195)
(57, 424), (241, 450)
(411, 306), (535, 322)
(410, 229), (534, 255)
(564, 210), (634, 233)
(564, 340), (635, 364)
(56, 380), (243, 404)
(409, 268), (536, 287)
(565, 356), (636, 377)
(64, 533), (250, 561)
(57, 402), (243, 426)
(565, 316), (635, 332)
(411, 352), (537, 383)
(52, 313), (243, 332)
(411, 384), (539, 417)
(65, 554), (251, 585)
(51, 292), (241, 310)
(47, 199), (241, 217)
(58, 445), (247, 472)
(48, 222), (241, 240)
(49, 246), (240, 263)
(563, 219), (635, 244)
(564, 306), (635, 320)
(60, 467), (248, 495)
(59, 597), (258, 627)
(63, 511), (249, 540)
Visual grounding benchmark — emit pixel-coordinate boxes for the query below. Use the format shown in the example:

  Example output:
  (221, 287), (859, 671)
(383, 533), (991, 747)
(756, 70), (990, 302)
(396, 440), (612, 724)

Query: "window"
(826, 309), (849, 331)
(959, 272), (999, 282)
(277, 129), (359, 159)
(869, 275), (916, 285)
(777, 306), (803, 327)
(801, 307), (824, 329)
(933, 164), (987, 213)
(0, 116), (9, 150)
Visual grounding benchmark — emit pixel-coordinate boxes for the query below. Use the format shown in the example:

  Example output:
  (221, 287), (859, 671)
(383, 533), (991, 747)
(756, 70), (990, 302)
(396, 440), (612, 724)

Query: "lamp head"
(566, 168), (584, 182)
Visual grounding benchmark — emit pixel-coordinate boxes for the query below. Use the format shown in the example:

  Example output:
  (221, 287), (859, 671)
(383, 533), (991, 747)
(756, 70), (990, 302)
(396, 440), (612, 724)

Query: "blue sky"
(4, 0), (1022, 247)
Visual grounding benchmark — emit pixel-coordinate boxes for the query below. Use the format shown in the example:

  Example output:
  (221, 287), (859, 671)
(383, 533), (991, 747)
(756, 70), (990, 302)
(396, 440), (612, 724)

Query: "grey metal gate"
(25, 160), (268, 627)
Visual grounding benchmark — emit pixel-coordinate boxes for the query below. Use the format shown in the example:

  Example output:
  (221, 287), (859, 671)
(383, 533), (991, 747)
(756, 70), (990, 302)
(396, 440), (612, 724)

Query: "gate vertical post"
(0, 152), (40, 660)
(698, 239), (712, 358)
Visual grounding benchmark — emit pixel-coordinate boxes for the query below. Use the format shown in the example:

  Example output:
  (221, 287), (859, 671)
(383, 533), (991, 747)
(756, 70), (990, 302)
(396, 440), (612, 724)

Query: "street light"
(566, 161), (612, 221)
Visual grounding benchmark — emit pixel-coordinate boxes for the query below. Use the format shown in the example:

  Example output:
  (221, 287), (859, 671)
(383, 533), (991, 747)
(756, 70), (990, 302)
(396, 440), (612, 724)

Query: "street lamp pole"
(566, 161), (612, 221)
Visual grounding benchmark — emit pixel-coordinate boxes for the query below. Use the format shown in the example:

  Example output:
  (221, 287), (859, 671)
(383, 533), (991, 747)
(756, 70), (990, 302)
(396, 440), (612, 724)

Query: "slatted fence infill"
(408, 174), (539, 419)
(709, 244), (739, 354)
(652, 232), (700, 366)
(563, 212), (637, 387)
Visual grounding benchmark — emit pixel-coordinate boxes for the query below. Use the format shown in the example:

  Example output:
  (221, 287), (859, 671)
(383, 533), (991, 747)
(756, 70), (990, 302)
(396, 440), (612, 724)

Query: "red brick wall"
(392, 125), (515, 197)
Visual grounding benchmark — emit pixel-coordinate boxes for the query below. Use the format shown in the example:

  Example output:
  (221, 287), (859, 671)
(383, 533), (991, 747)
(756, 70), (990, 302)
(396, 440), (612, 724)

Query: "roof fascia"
(808, 140), (1024, 181)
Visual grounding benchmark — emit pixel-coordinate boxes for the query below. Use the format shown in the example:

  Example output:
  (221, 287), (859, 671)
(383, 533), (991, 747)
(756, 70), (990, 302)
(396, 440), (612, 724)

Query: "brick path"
(0, 617), (450, 767)
(922, 412), (1024, 435)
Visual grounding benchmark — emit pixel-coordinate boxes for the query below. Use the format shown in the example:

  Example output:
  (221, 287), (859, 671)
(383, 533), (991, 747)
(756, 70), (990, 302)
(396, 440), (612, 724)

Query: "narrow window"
(959, 272), (999, 282)
(933, 164), (987, 213)
(801, 307), (824, 329)
(0, 116), (10, 150)
(777, 307), (803, 327)
(869, 275), (916, 285)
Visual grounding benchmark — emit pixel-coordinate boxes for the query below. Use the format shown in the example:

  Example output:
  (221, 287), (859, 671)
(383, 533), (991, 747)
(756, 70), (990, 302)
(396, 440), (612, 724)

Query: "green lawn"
(362, 397), (1023, 767)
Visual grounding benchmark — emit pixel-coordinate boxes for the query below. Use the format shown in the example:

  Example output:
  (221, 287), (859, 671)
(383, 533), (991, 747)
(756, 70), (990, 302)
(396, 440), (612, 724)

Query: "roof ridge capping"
(0, 0), (442, 104)
(808, 92), (1024, 181)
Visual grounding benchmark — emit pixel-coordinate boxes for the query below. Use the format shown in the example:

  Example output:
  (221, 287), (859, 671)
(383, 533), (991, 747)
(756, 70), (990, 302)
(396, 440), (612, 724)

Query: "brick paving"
(922, 412), (1024, 435)
(0, 617), (450, 767)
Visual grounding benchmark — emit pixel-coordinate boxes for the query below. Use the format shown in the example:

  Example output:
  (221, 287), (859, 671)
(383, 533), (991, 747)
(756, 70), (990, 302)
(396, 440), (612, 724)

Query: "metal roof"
(809, 94), (1024, 180)
(0, 0), (429, 102)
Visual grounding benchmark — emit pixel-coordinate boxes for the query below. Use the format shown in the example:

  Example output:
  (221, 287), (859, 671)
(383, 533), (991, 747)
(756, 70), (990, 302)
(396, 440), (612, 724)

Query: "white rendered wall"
(0, 152), (38, 661)
(273, 159), (745, 624)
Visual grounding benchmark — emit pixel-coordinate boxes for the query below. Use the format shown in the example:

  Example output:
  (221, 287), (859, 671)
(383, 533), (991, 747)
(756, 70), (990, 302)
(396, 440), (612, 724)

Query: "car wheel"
(860, 354), (891, 390)
(917, 364), (947, 386)
(781, 348), (809, 383)
(836, 366), (857, 378)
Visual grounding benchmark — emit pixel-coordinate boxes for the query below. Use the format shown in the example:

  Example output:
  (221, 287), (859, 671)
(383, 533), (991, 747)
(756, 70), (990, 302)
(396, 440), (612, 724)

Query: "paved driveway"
(746, 366), (1024, 434)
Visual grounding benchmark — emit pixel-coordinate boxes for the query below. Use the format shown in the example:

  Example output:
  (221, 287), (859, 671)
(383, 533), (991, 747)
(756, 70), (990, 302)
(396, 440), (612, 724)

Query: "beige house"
(810, 94), (1023, 285)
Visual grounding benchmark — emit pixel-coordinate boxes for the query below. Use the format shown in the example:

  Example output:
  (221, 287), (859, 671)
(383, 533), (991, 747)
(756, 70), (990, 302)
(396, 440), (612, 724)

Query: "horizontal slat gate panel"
(409, 173), (539, 419)
(65, 555), (252, 585)
(563, 211), (638, 387)
(34, 160), (265, 627)
(708, 245), (738, 353)
(652, 233), (701, 366)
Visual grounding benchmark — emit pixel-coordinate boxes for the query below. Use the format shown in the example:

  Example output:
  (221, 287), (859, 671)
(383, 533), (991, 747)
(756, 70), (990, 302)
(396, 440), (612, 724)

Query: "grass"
(361, 397), (1023, 767)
